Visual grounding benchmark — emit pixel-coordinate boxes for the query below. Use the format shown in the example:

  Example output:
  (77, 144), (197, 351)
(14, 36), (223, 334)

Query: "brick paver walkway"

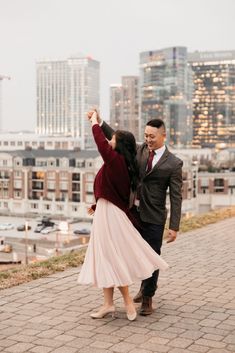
(0, 217), (235, 353)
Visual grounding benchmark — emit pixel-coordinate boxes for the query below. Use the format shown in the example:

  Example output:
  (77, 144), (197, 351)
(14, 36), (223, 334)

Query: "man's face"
(144, 125), (166, 151)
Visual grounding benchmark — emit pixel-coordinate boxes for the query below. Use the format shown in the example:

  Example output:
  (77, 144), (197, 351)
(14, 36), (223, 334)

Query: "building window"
(60, 182), (68, 190)
(214, 178), (224, 193)
(47, 182), (55, 190)
(47, 172), (55, 179)
(14, 171), (21, 177)
(31, 203), (38, 209)
(86, 183), (93, 194)
(86, 194), (94, 203)
(14, 180), (22, 189)
(14, 191), (21, 198)
(86, 173), (94, 181)
(60, 172), (68, 179)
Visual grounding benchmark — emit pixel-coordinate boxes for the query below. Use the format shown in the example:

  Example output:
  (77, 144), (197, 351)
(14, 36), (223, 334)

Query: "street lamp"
(24, 221), (29, 265)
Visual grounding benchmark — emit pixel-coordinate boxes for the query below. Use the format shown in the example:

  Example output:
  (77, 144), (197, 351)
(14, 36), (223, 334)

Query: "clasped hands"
(87, 109), (101, 125)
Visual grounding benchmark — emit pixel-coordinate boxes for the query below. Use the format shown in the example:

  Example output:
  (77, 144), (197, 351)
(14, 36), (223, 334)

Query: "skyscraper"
(110, 76), (139, 138)
(36, 55), (100, 149)
(188, 50), (235, 148)
(139, 47), (193, 147)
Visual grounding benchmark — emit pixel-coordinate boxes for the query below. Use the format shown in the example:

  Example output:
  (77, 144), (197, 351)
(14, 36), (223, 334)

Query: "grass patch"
(0, 248), (86, 290)
(179, 206), (235, 233)
(0, 207), (234, 290)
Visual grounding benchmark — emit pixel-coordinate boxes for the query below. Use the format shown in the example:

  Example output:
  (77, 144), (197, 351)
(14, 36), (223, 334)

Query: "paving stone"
(0, 339), (17, 348)
(48, 347), (78, 353)
(202, 333), (224, 341)
(140, 342), (170, 352)
(30, 346), (54, 353)
(36, 329), (64, 339)
(112, 341), (139, 352)
(199, 319), (221, 327)
(168, 337), (194, 349)
(5, 342), (35, 352)
(129, 349), (152, 353)
(187, 345), (210, 353)
(34, 338), (63, 348)
(89, 340), (114, 349)
(67, 337), (94, 349)
(195, 338), (227, 349)
(223, 334), (235, 344)
(227, 344), (235, 351)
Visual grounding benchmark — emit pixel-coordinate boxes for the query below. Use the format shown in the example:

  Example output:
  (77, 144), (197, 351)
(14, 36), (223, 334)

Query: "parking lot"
(0, 215), (91, 264)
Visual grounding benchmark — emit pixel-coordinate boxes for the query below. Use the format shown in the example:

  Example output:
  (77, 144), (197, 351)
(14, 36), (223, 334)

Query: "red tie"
(146, 150), (155, 173)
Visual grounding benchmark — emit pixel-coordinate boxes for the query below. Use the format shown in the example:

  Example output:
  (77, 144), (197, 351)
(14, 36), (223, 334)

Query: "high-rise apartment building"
(188, 50), (235, 148)
(36, 55), (100, 149)
(110, 76), (139, 138)
(139, 47), (193, 147)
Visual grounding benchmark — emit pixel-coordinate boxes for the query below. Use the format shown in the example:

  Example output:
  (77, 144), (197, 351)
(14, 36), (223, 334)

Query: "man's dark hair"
(146, 119), (165, 130)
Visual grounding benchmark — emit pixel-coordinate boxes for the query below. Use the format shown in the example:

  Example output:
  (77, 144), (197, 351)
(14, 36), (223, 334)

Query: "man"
(88, 111), (183, 316)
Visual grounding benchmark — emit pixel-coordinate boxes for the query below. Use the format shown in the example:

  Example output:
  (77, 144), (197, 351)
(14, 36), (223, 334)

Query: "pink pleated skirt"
(78, 198), (169, 288)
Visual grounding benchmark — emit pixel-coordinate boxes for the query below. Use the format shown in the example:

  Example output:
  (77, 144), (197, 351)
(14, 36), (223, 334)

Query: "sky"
(0, 0), (234, 132)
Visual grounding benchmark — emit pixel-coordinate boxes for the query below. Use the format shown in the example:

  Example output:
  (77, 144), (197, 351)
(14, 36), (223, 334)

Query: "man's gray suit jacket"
(101, 121), (183, 231)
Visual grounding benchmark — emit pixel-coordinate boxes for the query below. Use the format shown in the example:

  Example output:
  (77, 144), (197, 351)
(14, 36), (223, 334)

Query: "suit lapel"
(138, 145), (149, 179)
(145, 147), (169, 175)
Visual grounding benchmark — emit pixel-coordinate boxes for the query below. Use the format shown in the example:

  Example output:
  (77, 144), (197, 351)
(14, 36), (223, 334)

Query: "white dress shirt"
(151, 145), (166, 169)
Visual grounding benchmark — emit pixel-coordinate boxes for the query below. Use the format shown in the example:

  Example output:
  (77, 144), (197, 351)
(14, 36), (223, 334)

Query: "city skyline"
(0, 0), (235, 131)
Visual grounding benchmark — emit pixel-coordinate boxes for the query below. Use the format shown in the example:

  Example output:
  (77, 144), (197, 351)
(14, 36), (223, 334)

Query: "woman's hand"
(90, 111), (98, 125)
(87, 109), (101, 124)
(87, 207), (95, 215)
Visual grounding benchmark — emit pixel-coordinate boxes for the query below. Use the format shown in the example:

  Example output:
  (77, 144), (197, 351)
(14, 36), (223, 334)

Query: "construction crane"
(0, 75), (11, 132)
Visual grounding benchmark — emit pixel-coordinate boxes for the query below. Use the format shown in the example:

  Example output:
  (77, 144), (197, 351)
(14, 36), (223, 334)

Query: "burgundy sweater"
(92, 124), (131, 213)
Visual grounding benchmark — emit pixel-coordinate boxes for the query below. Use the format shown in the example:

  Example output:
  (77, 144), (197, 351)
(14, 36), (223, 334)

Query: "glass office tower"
(139, 47), (193, 147)
(188, 50), (235, 148)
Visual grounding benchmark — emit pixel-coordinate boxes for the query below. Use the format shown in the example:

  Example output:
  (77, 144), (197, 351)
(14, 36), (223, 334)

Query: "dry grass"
(180, 206), (235, 233)
(0, 248), (86, 290)
(1, 207), (235, 290)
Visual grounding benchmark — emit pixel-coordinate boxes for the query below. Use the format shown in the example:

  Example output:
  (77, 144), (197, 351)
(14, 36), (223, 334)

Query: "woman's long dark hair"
(114, 130), (139, 191)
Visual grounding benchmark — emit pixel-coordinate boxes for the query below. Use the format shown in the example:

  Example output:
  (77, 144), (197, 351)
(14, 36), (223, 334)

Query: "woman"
(78, 111), (168, 321)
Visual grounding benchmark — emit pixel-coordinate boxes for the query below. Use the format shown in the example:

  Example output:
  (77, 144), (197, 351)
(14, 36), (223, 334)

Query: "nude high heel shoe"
(126, 304), (137, 321)
(127, 310), (137, 321)
(90, 305), (115, 319)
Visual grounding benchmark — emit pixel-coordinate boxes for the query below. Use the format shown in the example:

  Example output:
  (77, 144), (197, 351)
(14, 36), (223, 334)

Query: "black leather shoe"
(139, 296), (153, 316)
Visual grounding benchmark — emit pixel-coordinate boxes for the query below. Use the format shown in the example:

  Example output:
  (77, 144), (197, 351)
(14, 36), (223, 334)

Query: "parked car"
(73, 228), (90, 235)
(41, 226), (57, 234)
(0, 223), (14, 230)
(17, 224), (32, 231)
(34, 223), (46, 233)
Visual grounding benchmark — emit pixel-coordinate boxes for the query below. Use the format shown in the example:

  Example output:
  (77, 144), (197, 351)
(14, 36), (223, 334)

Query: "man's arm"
(101, 121), (115, 140)
(168, 160), (183, 234)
